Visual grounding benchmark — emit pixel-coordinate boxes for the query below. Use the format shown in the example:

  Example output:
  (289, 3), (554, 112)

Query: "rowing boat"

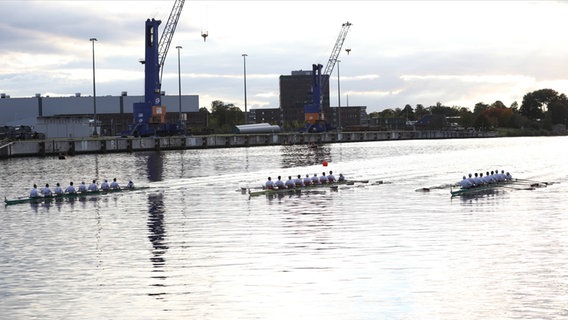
(450, 180), (518, 197)
(248, 180), (366, 197)
(4, 186), (151, 206)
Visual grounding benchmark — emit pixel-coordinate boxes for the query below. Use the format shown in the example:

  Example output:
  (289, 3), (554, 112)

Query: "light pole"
(242, 53), (248, 124)
(90, 38), (98, 136)
(337, 59), (341, 131)
(176, 46), (183, 131)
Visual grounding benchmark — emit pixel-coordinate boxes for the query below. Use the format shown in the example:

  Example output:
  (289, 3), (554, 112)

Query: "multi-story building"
(279, 70), (330, 129)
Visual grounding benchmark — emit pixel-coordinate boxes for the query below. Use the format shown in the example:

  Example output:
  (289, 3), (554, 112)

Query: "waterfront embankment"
(0, 129), (496, 158)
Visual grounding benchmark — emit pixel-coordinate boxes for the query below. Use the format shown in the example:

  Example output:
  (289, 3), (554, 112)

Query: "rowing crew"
(264, 171), (345, 190)
(29, 178), (135, 198)
(459, 170), (512, 189)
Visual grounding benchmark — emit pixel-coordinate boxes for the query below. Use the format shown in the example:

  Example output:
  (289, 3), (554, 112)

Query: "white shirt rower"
(101, 179), (110, 191)
(265, 177), (275, 189)
(285, 176), (295, 189)
(41, 184), (52, 196)
(327, 171), (336, 183)
(30, 184), (39, 198)
(460, 176), (473, 189)
(294, 175), (304, 187)
(110, 178), (120, 190)
(65, 182), (77, 194)
(88, 180), (98, 192)
(319, 172), (329, 184)
(274, 176), (285, 189)
(303, 174), (312, 186)
(54, 183), (64, 195)
(78, 181), (88, 193)
(311, 173), (320, 185)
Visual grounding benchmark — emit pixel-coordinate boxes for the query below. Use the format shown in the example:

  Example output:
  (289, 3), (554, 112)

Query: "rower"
(54, 183), (64, 195)
(466, 173), (476, 186)
(274, 176), (285, 189)
(101, 179), (110, 191)
(460, 176), (473, 189)
(311, 173), (320, 185)
(473, 173), (483, 187)
(30, 184), (40, 198)
(303, 174), (312, 186)
(338, 173), (345, 182)
(265, 177), (275, 190)
(294, 174), (304, 187)
(41, 183), (52, 197)
(319, 172), (329, 184)
(65, 182), (77, 194)
(88, 180), (98, 192)
(126, 180), (135, 189)
(110, 178), (120, 190)
(327, 171), (336, 183)
(285, 176), (295, 189)
(78, 181), (88, 193)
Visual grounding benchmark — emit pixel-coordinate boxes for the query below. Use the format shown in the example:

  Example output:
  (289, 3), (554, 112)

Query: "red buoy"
(323, 161), (328, 167)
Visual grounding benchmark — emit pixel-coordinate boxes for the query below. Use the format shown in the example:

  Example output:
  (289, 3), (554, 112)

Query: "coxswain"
(338, 173), (345, 182)
(41, 183), (52, 197)
(126, 180), (135, 189)
(265, 177), (275, 190)
(54, 183), (64, 195)
(88, 180), (98, 192)
(274, 176), (285, 189)
(319, 172), (329, 184)
(285, 176), (295, 189)
(110, 178), (120, 190)
(78, 181), (88, 193)
(311, 173), (320, 185)
(460, 176), (473, 189)
(303, 174), (312, 186)
(506, 172), (513, 181)
(30, 184), (40, 198)
(327, 171), (336, 183)
(65, 182), (77, 194)
(294, 174), (304, 187)
(101, 179), (110, 191)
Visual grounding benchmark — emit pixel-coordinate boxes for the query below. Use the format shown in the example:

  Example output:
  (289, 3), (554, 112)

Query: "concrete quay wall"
(0, 130), (496, 158)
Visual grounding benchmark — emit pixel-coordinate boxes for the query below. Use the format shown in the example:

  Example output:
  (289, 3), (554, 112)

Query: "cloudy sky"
(2, 1), (568, 113)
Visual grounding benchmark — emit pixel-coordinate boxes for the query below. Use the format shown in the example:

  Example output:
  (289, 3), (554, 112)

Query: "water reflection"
(280, 144), (331, 168)
(147, 193), (168, 298)
(138, 152), (164, 182)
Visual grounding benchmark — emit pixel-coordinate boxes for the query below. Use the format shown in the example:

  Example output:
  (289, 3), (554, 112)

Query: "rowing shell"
(248, 180), (367, 197)
(4, 186), (151, 206)
(450, 180), (522, 197)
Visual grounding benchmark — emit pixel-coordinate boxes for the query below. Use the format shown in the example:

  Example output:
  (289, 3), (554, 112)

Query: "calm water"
(1, 136), (567, 319)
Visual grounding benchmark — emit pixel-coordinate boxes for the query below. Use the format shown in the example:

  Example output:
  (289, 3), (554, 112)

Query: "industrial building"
(0, 93), (199, 137)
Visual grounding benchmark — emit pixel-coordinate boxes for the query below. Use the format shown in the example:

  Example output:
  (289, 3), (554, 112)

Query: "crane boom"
(158, 0), (185, 82)
(323, 21), (351, 76)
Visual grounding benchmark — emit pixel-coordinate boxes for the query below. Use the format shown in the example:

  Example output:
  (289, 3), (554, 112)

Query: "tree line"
(369, 88), (568, 132)
(197, 89), (568, 134)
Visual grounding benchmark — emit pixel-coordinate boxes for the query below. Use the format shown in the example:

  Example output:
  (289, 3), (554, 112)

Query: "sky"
(2, 0), (568, 113)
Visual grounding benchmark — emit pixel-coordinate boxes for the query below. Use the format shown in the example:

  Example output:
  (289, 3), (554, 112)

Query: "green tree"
(520, 88), (558, 120)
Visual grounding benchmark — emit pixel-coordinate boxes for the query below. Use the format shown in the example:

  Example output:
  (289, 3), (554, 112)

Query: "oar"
(514, 178), (551, 186)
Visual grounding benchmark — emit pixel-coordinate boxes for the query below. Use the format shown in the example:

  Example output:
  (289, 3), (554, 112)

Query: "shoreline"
(0, 129), (498, 159)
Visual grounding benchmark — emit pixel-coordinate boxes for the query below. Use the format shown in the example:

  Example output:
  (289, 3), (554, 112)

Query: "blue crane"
(302, 22), (352, 133)
(128, 0), (185, 136)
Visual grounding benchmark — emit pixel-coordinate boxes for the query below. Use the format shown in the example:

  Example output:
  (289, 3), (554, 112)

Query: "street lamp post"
(242, 53), (248, 124)
(176, 46), (183, 132)
(337, 59), (341, 131)
(90, 38), (98, 136)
